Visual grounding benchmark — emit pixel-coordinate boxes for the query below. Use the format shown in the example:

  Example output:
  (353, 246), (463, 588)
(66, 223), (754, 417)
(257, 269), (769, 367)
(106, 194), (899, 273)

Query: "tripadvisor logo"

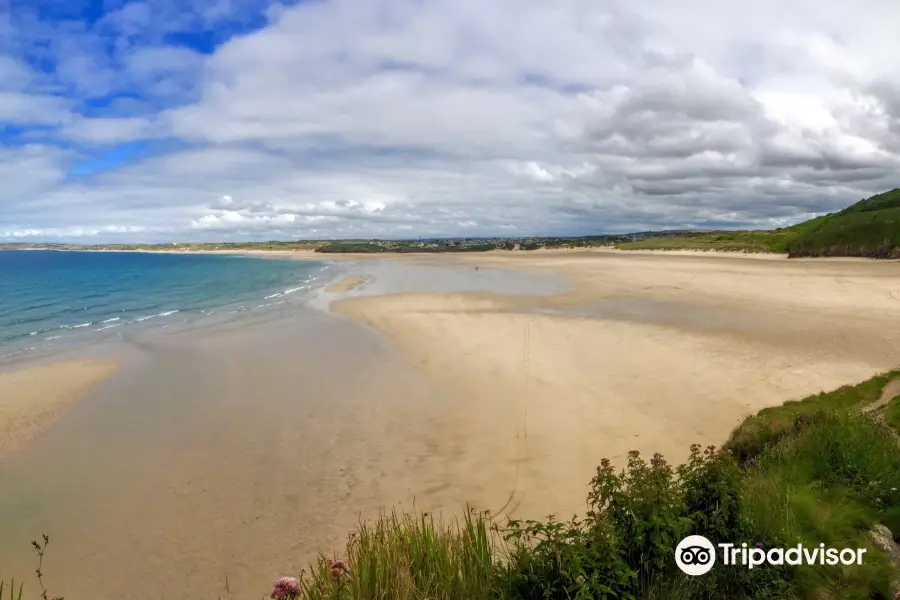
(675, 535), (867, 576)
(675, 535), (716, 576)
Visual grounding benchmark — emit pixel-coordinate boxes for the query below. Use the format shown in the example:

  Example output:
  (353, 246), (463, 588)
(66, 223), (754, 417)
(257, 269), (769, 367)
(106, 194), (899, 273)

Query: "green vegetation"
(618, 188), (900, 258)
(723, 372), (898, 466)
(886, 395), (900, 434)
(785, 189), (900, 258)
(6, 373), (900, 599)
(615, 230), (796, 253)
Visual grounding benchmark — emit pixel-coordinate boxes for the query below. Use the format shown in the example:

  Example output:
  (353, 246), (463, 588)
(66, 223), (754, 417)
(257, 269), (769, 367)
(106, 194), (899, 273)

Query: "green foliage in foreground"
(0, 581), (24, 600)
(5, 373), (900, 599)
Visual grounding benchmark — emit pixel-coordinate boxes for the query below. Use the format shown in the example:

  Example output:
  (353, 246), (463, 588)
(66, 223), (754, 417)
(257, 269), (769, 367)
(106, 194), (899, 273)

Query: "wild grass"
(742, 411), (900, 597)
(615, 230), (795, 253)
(298, 509), (499, 600)
(886, 395), (900, 434)
(0, 581), (24, 600)
(4, 373), (900, 599)
(723, 370), (900, 465)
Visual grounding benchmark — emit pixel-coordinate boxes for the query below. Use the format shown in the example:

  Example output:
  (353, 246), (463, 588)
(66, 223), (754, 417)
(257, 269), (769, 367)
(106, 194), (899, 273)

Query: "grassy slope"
(786, 189), (900, 258)
(887, 395), (900, 433)
(617, 189), (900, 258)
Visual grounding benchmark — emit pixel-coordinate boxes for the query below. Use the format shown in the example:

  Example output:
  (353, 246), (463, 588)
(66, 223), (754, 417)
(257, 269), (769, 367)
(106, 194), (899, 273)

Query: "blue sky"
(2, 0), (900, 242)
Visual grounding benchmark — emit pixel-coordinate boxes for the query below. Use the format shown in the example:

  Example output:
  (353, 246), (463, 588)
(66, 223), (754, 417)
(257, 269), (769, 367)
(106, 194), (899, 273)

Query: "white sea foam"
(44, 335), (62, 340)
(72, 322), (91, 328)
(134, 310), (179, 322)
(264, 292), (284, 299)
(283, 285), (309, 295)
(96, 324), (121, 331)
(100, 317), (120, 323)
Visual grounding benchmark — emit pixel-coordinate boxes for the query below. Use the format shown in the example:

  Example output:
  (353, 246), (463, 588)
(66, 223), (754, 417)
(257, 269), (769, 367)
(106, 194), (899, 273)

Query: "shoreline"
(0, 253), (339, 368)
(7, 245), (900, 263)
(2, 251), (899, 597)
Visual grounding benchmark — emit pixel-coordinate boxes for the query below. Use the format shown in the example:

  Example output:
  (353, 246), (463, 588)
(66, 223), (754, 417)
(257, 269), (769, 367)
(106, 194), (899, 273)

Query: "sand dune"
(0, 359), (118, 459)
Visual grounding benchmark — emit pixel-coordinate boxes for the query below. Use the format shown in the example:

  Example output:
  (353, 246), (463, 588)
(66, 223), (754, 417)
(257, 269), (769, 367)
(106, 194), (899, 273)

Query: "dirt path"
(863, 378), (900, 414)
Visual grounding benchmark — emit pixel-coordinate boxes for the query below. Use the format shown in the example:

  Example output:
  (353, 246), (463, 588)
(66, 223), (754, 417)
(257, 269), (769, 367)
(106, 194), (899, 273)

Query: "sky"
(2, 0), (900, 242)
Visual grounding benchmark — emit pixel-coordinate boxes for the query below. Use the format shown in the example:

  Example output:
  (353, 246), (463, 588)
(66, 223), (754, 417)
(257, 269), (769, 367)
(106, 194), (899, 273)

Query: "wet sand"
(1, 252), (899, 599)
(0, 304), (470, 599)
(0, 359), (119, 458)
(324, 275), (368, 293)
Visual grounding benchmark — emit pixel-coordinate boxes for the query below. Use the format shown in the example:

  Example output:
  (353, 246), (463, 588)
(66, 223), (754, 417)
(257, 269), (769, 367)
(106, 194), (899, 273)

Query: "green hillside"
(785, 188), (900, 258)
(617, 188), (900, 258)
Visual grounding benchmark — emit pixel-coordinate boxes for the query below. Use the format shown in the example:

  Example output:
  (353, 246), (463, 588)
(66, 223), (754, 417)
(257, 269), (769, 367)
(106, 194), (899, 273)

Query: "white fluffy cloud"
(3, 0), (900, 241)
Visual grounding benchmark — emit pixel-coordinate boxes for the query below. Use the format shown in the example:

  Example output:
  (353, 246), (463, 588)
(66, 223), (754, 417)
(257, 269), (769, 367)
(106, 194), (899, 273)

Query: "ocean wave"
(264, 292), (284, 299)
(44, 335), (63, 340)
(96, 323), (121, 331)
(100, 317), (120, 323)
(134, 310), (179, 322)
(71, 322), (92, 329)
(282, 285), (309, 295)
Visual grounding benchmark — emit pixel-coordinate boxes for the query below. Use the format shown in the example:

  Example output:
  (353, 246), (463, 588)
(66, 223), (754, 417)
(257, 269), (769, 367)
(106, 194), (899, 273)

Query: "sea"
(0, 250), (331, 363)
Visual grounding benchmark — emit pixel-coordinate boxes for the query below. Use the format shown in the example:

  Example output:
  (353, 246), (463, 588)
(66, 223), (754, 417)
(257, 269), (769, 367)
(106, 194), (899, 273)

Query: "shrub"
(499, 516), (636, 600)
(587, 452), (688, 577)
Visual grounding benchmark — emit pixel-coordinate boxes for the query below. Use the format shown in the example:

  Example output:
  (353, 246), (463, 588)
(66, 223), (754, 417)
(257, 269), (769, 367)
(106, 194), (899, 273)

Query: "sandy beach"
(324, 274), (369, 293)
(332, 251), (900, 517)
(0, 359), (118, 458)
(1, 250), (899, 598)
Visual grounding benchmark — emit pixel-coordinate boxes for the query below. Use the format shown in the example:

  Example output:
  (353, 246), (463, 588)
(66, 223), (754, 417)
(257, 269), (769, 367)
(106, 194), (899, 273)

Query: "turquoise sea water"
(0, 251), (329, 361)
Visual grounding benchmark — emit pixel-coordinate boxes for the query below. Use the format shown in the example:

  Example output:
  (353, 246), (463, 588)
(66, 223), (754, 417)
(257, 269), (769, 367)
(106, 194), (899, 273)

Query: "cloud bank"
(2, 0), (900, 241)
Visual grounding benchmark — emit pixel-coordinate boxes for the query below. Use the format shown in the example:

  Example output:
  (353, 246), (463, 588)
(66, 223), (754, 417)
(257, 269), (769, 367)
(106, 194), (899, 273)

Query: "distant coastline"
(8, 187), (898, 259)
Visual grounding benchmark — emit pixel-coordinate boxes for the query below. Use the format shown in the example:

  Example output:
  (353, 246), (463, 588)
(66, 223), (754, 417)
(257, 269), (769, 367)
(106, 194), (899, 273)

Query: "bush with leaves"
(499, 515), (636, 600)
(587, 452), (689, 578)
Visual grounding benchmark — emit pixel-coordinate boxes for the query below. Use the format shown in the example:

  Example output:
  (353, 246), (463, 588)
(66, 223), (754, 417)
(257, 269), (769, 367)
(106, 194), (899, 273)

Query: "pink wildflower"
(327, 559), (352, 582)
(270, 576), (301, 599)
